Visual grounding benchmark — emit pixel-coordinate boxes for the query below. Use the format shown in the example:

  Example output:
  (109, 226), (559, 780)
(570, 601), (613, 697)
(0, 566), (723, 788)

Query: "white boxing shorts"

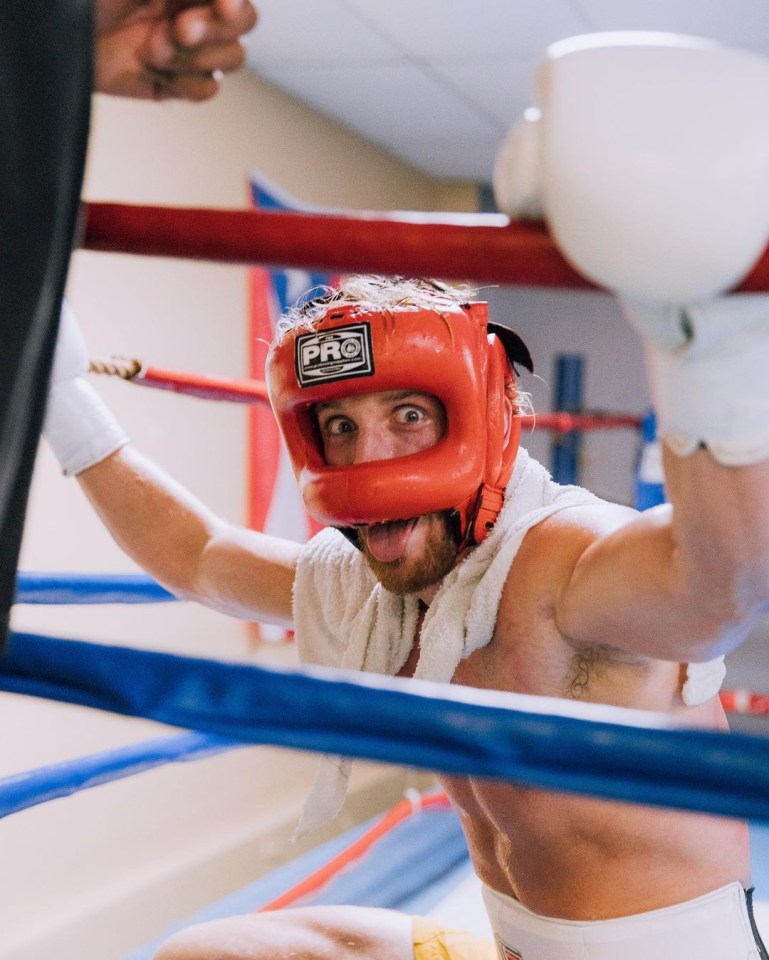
(482, 881), (768, 960)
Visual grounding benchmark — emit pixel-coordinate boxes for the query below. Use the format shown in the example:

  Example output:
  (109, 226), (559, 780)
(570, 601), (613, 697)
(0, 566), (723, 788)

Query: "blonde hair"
(275, 274), (532, 416)
(276, 275), (476, 339)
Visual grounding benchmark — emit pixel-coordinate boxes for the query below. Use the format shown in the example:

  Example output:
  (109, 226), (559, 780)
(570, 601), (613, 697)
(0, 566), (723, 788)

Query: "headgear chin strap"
(266, 300), (533, 547)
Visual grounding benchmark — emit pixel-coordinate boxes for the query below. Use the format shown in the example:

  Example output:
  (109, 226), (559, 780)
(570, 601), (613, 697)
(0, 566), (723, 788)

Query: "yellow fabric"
(412, 916), (497, 960)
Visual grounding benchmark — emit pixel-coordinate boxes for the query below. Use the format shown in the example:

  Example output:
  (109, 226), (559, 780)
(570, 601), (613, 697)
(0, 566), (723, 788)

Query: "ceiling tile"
(575, 0), (769, 56)
(244, 0), (398, 65)
(259, 61), (501, 143)
(243, 1), (769, 184)
(344, 0), (591, 57)
(394, 137), (503, 180)
(425, 55), (540, 128)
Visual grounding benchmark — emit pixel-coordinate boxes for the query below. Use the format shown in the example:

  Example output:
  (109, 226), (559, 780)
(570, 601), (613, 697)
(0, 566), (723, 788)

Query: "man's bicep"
(554, 504), (698, 662)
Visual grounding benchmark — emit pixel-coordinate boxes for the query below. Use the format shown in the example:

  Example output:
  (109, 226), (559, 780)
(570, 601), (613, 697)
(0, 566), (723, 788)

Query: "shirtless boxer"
(43, 272), (769, 960)
(42, 31), (769, 960)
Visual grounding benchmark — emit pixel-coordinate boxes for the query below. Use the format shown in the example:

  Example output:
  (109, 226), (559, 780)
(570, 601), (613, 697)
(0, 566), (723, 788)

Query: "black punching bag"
(0, 0), (93, 647)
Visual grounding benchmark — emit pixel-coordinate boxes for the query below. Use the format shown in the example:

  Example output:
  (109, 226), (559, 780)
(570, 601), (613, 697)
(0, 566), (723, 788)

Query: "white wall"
(4, 70), (464, 960)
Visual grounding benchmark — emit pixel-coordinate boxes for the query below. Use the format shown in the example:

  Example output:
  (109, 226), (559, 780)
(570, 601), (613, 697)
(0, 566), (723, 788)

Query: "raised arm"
(495, 33), (769, 662)
(43, 304), (297, 626)
(556, 448), (769, 663)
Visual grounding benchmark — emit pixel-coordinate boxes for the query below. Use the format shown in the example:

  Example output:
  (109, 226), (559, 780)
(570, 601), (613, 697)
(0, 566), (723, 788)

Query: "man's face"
(315, 391), (458, 594)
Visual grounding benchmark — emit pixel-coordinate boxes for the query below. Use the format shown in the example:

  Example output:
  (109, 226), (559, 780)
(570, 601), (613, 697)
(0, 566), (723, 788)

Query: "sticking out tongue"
(363, 518), (419, 563)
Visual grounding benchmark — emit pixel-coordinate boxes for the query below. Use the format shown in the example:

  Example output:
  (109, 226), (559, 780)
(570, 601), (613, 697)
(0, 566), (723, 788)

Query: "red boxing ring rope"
(83, 203), (588, 288)
(721, 690), (769, 716)
(259, 790), (451, 912)
(91, 359), (641, 431)
(526, 412), (641, 432)
(137, 366), (269, 405)
(88, 357), (271, 404)
(82, 202), (769, 292)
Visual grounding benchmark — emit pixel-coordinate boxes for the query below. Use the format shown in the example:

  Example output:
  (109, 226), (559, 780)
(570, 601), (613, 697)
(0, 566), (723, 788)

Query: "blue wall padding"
(5, 632), (769, 823)
(551, 353), (584, 486)
(750, 824), (769, 891)
(310, 807), (470, 911)
(634, 411), (667, 511)
(14, 572), (176, 605)
(0, 732), (237, 819)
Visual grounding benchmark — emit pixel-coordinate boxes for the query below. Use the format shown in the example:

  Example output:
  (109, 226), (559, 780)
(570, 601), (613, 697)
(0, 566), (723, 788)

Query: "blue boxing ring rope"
(4, 629), (769, 824)
(15, 571), (175, 605)
(6, 569), (769, 958)
(0, 730), (236, 820)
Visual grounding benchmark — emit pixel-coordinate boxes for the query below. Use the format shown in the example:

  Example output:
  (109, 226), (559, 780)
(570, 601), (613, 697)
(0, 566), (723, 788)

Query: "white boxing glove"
(492, 108), (545, 221)
(623, 294), (769, 465)
(494, 32), (769, 301)
(43, 301), (128, 476)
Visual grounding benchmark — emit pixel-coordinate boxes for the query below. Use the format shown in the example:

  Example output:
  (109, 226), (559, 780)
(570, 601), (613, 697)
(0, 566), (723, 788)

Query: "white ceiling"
(244, 0), (769, 186)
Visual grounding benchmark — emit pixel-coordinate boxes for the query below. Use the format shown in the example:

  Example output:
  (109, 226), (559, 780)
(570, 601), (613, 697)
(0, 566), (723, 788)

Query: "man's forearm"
(662, 447), (769, 637)
(77, 444), (223, 599)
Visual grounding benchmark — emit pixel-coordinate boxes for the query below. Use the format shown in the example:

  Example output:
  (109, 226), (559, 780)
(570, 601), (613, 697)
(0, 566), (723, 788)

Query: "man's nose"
(353, 424), (397, 464)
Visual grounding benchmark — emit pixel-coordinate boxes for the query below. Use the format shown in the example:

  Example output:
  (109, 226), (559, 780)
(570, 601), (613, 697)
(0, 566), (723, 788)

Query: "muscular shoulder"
(496, 501), (653, 667)
(514, 499), (642, 590)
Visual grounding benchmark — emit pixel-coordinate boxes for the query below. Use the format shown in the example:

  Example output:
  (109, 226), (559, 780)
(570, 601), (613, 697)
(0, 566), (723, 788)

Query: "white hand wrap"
(682, 657), (726, 707)
(623, 295), (769, 465)
(43, 301), (128, 476)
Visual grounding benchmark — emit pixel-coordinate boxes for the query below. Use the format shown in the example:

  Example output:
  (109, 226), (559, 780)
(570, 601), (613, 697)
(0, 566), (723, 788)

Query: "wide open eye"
(391, 394), (446, 439)
(322, 415), (356, 437)
(394, 405), (426, 425)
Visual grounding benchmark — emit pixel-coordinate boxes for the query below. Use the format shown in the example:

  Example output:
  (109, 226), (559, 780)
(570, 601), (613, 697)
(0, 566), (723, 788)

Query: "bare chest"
(408, 596), (741, 916)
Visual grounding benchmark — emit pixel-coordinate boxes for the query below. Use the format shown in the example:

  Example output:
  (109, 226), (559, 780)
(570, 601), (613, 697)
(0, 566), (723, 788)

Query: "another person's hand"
(94, 0), (258, 101)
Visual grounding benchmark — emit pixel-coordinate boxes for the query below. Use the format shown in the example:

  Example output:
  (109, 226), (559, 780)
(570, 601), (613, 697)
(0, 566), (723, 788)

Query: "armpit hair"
(566, 644), (649, 700)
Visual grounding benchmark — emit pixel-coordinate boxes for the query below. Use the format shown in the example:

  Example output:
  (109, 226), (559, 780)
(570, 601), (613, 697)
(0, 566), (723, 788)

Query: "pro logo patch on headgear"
(295, 322), (374, 387)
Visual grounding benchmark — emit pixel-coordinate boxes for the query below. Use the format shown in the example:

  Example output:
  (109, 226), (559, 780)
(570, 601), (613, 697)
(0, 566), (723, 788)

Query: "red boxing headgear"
(266, 300), (532, 546)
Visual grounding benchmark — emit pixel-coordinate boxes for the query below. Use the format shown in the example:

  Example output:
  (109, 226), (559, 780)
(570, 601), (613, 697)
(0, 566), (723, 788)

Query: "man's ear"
(502, 393), (514, 443)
